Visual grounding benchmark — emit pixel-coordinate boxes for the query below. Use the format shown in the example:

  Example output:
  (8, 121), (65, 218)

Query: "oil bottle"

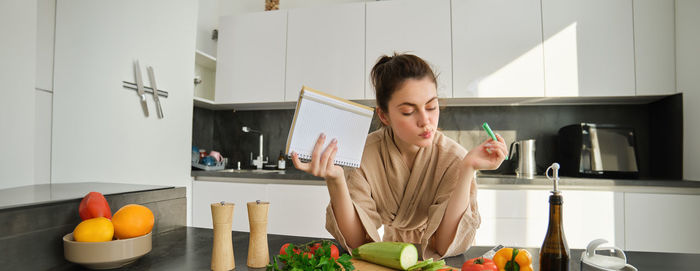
(540, 162), (570, 270)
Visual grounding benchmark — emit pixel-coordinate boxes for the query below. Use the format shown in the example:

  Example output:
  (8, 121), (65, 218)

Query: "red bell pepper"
(462, 257), (498, 271)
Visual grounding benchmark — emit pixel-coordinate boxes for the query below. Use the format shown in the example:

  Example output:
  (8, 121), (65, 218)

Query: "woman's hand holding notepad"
(285, 86), (374, 168)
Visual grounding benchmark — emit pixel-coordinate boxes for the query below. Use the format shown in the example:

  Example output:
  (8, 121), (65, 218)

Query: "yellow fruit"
(73, 217), (114, 242)
(112, 204), (154, 239)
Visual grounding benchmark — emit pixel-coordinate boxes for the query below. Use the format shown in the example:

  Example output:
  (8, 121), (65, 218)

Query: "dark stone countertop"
(55, 227), (699, 270)
(192, 168), (700, 194)
(0, 182), (175, 210)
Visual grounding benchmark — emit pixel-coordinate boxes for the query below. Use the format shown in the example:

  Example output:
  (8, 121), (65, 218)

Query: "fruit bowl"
(63, 231), (152, 269)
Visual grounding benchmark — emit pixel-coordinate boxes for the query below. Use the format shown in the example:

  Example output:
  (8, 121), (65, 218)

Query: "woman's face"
(380, 77), (439, 148)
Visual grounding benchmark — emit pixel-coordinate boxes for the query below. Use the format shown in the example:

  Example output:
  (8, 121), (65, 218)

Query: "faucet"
(242, 126), (267, 169)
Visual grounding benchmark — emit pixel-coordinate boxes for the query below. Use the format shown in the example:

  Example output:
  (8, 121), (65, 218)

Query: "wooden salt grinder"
(211, 202), (235, 271)
(247, 200), (270, 268)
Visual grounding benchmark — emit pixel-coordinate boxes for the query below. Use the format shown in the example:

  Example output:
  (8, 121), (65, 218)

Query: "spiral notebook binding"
(292, 152), (359, 168)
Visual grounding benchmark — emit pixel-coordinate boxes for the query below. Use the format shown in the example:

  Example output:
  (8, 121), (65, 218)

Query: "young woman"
(291, 53), (507, 259)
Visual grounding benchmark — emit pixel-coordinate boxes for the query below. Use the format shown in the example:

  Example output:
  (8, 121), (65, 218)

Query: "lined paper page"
(286, 88), (373, 167)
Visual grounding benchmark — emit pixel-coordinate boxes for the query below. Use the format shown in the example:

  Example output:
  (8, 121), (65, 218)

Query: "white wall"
(34, 0), (57, 185)
(1, 0), (37, 189)
(51, 0), (197, 222)
(677, 0), (700, 181)
(34, 91), (52, 185)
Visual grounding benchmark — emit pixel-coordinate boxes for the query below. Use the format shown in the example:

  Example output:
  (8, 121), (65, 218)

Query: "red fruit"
(309, 243), (322, 254)
(462, 257), (498, 271)
(303, 252), (313, 259)
(330, 244), (339, 260)
(308, 242), (339, 260)
(78, 192), (112, 220)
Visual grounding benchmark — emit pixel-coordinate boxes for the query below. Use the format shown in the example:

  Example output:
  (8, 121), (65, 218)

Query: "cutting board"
(349, 259), (397, 271)
(348, 259), (458, 271)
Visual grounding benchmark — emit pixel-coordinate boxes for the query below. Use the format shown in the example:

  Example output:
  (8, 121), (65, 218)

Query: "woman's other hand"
(291, 133), (345, 182)
(463, 133), (508, 170)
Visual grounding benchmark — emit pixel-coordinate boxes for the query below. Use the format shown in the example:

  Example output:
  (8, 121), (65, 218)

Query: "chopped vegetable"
(351, 242), (418, 270)
(461, 257), (498, 271)
(493, 248), (533, 271)
(422, 260), (446, 271)
(408, 259), (433, 271)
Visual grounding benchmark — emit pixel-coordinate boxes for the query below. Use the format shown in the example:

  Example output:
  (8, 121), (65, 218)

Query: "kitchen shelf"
(193, 94), (674, 111)
(194, 50), (216, 70)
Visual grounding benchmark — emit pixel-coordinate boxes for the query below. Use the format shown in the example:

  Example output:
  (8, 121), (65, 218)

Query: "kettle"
(581, 239), (637, 271)
(508, 139), (536, 178)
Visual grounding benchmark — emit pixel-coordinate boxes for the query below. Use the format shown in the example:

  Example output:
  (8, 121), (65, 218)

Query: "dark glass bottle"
(540, 192), (569, 270)
(540, 163), (569, 271)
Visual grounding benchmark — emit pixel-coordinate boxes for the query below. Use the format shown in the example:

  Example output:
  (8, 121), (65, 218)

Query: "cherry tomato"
(330, 244), (339, 260)
(280, 243), (300, 256)
(309, 242), (322, 254)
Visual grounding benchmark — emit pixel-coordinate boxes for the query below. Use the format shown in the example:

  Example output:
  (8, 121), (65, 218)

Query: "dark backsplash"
(192, 94), (682, 179)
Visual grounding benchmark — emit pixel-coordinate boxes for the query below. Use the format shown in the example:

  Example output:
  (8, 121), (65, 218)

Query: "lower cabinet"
(624, 193), (700, 253)
(192, 180), (332, 238)
(474, 189), (619, 250)
(192, 181), (269, 232)
(193, 180), (698, 253)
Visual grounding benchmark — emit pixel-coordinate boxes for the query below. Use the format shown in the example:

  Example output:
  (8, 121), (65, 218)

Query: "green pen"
(482, 122), (508, 160)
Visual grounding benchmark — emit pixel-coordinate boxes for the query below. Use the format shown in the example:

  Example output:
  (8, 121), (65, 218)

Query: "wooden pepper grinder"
(211, 202), (235, 271)
(247, 200), (270, 268)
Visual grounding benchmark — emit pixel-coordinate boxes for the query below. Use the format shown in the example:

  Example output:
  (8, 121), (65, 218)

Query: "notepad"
(285, 86), (374, 168)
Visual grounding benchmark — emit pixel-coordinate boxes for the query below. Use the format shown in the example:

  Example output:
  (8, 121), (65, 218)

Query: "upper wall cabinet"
(215, 11), (287, 104)
(634, 0), (676, 96)
(542, 0), (635, 97)
(452, 0), (545, 98)
(365, 0), (452, 99)
(285, 3), (365, 101)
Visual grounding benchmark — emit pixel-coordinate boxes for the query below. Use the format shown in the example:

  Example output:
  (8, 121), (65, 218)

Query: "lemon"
(73, 217), (114, 242)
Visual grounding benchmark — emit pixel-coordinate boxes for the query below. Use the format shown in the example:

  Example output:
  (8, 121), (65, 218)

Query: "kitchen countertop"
(192, 169), (700, 195)
(55, 227), (700, 270)
(0, 182), (174, 210)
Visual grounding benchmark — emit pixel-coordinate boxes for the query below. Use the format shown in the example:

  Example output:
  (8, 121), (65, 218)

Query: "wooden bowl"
(63, 232), (152, 269)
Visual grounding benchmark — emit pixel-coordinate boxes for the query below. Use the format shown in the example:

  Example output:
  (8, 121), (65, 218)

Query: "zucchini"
(351, 242), (418, 270)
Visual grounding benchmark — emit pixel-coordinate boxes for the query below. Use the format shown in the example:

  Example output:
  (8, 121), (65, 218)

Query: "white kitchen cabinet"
(365, 0), (452, 99)
(624, 193), (700, 253)
(475, 189), (619, 249)
(52, 0), (196, 195)
(285, 3), (365, 101)
(452, 0), (545, 98)
(634, 0), (676, 95)
(193, 180), (332, 238)
(542, 0), (635, 97)
(192, 181), (269, 231)
(267, 184), (332, 238)
(215, 11), (287, 104)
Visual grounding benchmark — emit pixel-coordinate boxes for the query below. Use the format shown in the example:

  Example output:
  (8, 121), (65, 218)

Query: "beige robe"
(326, 127), (481, 260)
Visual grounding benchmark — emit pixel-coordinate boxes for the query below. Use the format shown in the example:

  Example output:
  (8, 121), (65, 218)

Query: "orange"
(111, 204), (154, 239)
(73, 217), (114, 242)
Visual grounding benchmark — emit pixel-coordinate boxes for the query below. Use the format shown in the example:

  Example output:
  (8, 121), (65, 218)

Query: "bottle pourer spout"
(546, 162), (561, 194)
